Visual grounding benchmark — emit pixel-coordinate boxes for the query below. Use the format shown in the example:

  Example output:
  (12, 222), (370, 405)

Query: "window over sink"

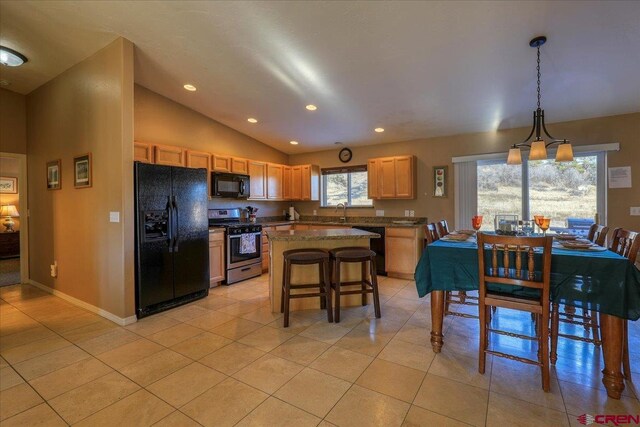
(321, 165), (372, 207)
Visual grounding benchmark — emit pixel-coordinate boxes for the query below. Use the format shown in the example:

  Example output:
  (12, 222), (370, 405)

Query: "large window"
(321, 165), (372, 207)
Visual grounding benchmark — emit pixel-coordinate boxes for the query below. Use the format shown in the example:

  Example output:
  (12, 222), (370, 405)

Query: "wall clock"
(339, 148), (352, 163)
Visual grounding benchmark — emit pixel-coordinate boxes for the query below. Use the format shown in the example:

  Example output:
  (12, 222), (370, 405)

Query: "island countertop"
(266, 228), (380, 241)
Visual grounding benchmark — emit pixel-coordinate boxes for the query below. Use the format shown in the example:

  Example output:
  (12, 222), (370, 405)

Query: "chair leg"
(361, 261), (367, 306)
(444, 291), (451, 313)
(550, 303), (559, 365)
(459, 291), (467, 303)
(479, 303), (487, 374)
(318, 262), (326, 310)
(334, 260), (341, 323)
(536, 314), (541, 362)
(591, 310), (601, 347)
(280, 258), (287, 314)
(623, 320), (631, 380)
(323, 260), (333, 323)
(370, 258), (381, 319)
(541, 311), (551, 392)
(283, 262), (291, 328)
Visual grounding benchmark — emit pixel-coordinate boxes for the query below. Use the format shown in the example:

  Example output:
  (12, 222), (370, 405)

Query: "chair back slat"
(528, 247), (535, 280)
(611, 228), (640, 262)
(515, 248), (522, 278)
(587, 224), (610, 246)
(437, 220), (450, 237)
(423, 223), (440, 245)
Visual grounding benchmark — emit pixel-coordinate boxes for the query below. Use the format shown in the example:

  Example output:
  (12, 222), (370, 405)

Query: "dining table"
(414, 234), (640, 399)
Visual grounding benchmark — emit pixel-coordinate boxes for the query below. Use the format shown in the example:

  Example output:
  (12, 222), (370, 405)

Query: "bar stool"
(281, 249), (333, 327)
(329, 247), (381, 323)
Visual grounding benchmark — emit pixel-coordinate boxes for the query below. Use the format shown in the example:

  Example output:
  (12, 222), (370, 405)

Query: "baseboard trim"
(26, 280), (137, 326)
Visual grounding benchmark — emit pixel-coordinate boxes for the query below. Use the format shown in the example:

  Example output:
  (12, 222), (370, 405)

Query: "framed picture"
(73, 153), (92, 189)
(433, 166), (447, 197)
(0, 177), (17, 194)
(47, 159), (62, 190)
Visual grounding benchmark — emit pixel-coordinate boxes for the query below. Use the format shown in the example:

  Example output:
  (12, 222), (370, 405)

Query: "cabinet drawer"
(209, 232), (224, 242)
(386, 227), (417, 238)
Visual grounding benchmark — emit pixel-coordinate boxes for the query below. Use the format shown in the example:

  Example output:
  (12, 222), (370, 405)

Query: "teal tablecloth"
(414, 240), (640, 321)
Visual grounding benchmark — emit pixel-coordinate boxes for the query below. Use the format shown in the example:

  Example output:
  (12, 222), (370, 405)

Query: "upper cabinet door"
(301, 165), (311, 200)
(394, 156), (414, 198)
(186, 150), (211, 170)
(267, 164), (284, 200)
(231, 158), (249, 174)
(212, 154), (231, 172)
(367, 159), (378, 199)
(283, 166), (292, 200)
(134, 142), (154, 163)
(378, 157), (396, 198)
(155, 144), (185, 166)
(291, 166), (302, 200)
(249, 160), (267, 199)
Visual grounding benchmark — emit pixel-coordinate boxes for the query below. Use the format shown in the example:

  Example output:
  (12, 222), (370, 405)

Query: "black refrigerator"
(134, 162), (210, 318)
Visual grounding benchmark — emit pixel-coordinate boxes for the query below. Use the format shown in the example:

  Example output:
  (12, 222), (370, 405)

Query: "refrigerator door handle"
(166, 197), (173, 253)
(172, 196), (179, 252)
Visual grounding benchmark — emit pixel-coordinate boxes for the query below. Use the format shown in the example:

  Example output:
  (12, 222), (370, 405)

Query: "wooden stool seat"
(281, 249), (332, 327)
(329, 246), (381, 323)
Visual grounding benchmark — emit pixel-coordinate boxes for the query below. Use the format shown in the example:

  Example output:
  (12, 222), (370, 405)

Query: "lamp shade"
(507, 148), (522, 165)
(555, 143), (574, 162)
(529, 140), (548, 161)
(0, 205), (19, 217)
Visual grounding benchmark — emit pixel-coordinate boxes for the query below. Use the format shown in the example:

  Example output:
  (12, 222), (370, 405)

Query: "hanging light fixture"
(507, 36), (573, 165)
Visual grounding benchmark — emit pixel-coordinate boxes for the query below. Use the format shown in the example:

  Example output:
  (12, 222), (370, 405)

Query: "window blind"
(321, 165), (367, 175)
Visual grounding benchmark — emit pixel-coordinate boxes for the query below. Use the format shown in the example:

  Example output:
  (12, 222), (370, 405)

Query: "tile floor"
(0, 274), (638, 426)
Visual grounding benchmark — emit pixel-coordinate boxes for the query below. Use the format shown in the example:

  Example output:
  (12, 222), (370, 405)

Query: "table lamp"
(0, 204), (19, 232)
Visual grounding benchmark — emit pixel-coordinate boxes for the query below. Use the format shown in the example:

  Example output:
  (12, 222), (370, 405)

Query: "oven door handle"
(228, 232), (262, 238)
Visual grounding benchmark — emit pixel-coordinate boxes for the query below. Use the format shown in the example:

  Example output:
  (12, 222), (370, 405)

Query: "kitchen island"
(266, 228), (381, 313)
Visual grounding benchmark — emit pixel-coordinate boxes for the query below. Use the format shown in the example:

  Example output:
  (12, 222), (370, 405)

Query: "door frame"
(0, 152), (29, 284)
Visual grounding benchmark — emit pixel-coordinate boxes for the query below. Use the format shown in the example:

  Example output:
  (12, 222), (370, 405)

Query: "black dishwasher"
(351, 226), (386, 276)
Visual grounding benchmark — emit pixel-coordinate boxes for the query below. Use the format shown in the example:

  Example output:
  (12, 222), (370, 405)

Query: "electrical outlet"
(409, 210), (415, 217)
(376, 210), (385, 217)
(50, 261), (58, 278)
(109, 212), (120, 223)
(313, 210), (317, 216)
(404, 210), (410, 217)
(631, 207), (640, 216)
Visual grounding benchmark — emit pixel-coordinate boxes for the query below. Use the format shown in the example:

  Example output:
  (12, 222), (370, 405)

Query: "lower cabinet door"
(209, 235), (225, 286)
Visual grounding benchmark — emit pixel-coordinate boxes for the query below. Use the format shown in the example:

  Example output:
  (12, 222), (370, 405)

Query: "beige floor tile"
(76, 327), (140, 355)
(335, 326), (393, 357)
(487, 392), (569, 427)
(194, 295), (237, 310)
(238, 326), (295, 352)
(414, 374), (488, 427)
(429, 349), (490, 389)
(0, 366), (24, 391)
(310, 346), (374, 382)
(378, 338), (435, 372)
(356, 359), (426, 403)
(161, 304), (212, 322)
(125, 315), (180, 337)
(75, 389), (173, 426)
(267, 313), (317, 335)
(299, 321), (352, 344)
(170, 331), (232, 360)
(185, 311), (236, 330)
(402, 405), (469, 427)
(59, 318), (118, 342)
(148, 323), (204, 347)
(560, 380), (640, 417)
(236, 396), (321, 427)
(326, 384), (410, 427)
(233, 354), (304, 394)
(0, 356), (8, 368)
(371, 305), (414, 323)
(199, 342), (265, 375)
(48, 371), (139, 424)
(0, 383), (43, 421)
(13, 344), (90, 380)
(147, 362), (226, 407)
(43, 311), (104, 334)
(97, 338), (164, 369)
(274, 367), (351, 417)
(0, 327), (58, 353)
(385, 296), (423, 312)
(216, 301), (263, 316)
(3, 335), (73, 366)
(119, 349), (191, 387)
(0, 402), (67, 427)
(29, 357), (113, 399)
(394, 322), (431, 347)
(210, 318), (263, 340)
(269, 335), (330, 365)
(241, 306), (284, 324)
(152, 410), (201, 427)
(181, 377), (268, 427)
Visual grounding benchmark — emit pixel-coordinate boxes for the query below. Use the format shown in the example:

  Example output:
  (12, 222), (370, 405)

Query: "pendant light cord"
(536, 46), (541, 109)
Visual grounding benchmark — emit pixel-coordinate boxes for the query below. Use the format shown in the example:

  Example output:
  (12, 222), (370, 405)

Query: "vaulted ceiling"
(1, 1), (639, 153)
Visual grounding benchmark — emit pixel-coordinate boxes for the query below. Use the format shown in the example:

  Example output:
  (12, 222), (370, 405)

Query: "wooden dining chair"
(477, 233), (553, 391)
(610, 228), (640, 380)
(423, 223), (439, 247)
(587, 223), (610, 247)
(436, 219), (450, 237)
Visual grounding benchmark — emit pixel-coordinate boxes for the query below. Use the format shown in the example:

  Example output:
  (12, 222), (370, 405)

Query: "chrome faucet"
(335, 203), (347, 223)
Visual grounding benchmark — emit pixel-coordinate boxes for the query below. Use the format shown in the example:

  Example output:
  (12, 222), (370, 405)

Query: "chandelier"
(507, 36), (573, 165)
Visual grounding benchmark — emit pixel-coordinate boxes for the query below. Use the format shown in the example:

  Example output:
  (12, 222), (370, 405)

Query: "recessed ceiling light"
(374, 127), (385, 133)
(183, 84), (197, 91)
(247, 118), (258, 123)
(0, 46), (28, 67)
(289, 141), (299, 145)
(305, 104), (317, 111)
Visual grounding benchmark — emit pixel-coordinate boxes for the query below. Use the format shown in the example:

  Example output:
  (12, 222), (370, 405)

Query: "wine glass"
(533, 215), (544, 234)
(472, 215), (483, 232)
(540, 218), (551, 236)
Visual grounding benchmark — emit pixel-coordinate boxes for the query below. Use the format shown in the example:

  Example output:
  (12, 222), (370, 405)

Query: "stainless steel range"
(208, 208), (262, 285)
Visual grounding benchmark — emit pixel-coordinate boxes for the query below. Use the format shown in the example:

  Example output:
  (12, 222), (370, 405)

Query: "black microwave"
(211, 172), (250, 198)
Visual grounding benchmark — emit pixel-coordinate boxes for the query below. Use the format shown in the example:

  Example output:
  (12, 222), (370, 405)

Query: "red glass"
(533, 215), (544, 227)
(540, 218), (551, 235)
(472, 215), (483, 231)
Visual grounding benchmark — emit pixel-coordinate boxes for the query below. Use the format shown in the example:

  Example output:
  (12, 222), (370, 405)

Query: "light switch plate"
(409, 210), (415, 217)
(109, 212), (120, 223)
(313, 210), (317, 216)
(631, 207), (640, 216)
(404, 210), (410, 217)
(376, 210), (384, 217)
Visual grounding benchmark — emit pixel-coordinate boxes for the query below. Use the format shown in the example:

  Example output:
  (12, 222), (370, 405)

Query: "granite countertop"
(258, 220), (424, 228)
(208, 227), (225, 234)
(266, 228), (381, 241)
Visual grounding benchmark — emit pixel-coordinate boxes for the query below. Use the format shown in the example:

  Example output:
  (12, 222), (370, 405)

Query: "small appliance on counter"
(208, 208), (262, 284)
(211, 172), (250, 198)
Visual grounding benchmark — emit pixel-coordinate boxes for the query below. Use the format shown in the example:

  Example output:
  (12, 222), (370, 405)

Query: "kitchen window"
(321, 165), (372, 207)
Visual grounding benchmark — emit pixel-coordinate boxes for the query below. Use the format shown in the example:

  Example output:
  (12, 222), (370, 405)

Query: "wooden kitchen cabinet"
(367, 159), (378, 199)
(134, 142), (154, 163)
(249, 160), (267, 199)
(283, 166), (292, 199)
(261, 226), (274, 272)
(209, 232), (225, 286)
(378, 157), (397, 198)
(385, 227), (422, 279)
(231, 158), (249, 174)
(394, 155), (414, 198)
(186, 150), (211, 170)
(291, 166), (302, 200)
(290, 164), (320, 201)
(154, 144), (185, 166)
(212, 154), (232, 172)
(368, 155), (415, 199)
(267, 163), (284, 200)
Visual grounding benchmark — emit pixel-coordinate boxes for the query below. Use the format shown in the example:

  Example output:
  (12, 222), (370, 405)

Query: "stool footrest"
(332, 280), (373, 288)
(288, 283), (329, 290)
(289, 292), (327, 299)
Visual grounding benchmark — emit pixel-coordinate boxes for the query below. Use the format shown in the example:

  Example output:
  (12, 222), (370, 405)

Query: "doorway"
(0, 153), (28, 286)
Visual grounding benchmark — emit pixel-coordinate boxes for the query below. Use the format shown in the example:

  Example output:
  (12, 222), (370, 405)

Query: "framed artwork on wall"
(433, 166), (447, 197)
(73, 153), (92, 188)
(47, 159), (62, 190)
(0, 177), (17, 194)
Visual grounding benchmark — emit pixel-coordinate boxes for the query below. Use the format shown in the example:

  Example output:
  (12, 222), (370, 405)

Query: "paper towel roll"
(289, 206), (295, 220)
